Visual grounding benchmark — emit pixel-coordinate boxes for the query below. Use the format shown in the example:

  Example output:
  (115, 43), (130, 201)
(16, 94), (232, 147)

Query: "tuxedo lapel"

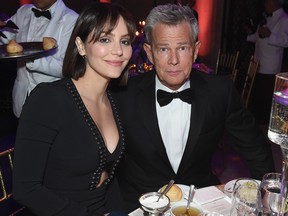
(136, 72), (174, 170)
(177, 71), (209, 175)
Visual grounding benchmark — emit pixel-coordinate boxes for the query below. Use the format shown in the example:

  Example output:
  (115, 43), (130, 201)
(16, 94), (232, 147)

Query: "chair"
(231, 69), (238, 83)
(0, 148), (24, 215)
(215, 49), (239, 78)
(241, 56), (259, 108)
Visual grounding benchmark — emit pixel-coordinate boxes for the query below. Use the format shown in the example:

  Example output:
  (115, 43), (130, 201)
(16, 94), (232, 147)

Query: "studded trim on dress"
(66, 79), (125, 191)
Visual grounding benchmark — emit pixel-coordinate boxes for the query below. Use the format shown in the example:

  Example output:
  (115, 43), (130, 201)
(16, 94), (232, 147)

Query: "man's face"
(144, 21), (200, 90)
(32, 0), (57, 10)
(264, 0), (275, 14)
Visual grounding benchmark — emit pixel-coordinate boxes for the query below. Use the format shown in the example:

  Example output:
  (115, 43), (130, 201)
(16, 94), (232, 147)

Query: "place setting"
(136, 180), (203, 216)
(128, 172), (288, 216)
(130, 179), (231, 216)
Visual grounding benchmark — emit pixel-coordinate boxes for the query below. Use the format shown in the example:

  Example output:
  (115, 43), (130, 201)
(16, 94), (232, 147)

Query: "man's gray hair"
(144, 4), (199, 45)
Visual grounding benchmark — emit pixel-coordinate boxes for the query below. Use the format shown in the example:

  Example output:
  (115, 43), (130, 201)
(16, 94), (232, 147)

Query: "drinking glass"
(260, 173), (288, 215)
(268, 72), (288, 215)
(233, 178), (260, 193)
(230, 183), (262, 216)
(224, 178), (259, 198)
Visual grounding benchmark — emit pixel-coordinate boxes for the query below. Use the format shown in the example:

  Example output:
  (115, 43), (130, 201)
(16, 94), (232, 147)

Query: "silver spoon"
(156, 179), (175, 202)
(181, 184), (195, 216)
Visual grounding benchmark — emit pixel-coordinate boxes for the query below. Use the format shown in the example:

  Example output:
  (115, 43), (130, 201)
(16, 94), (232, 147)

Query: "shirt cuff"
(26, 59), (34, 70)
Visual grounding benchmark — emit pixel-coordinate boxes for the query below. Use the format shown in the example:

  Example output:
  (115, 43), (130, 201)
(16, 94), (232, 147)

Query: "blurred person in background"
(247, 0), (288, 124)
(0, 0), (78, 118)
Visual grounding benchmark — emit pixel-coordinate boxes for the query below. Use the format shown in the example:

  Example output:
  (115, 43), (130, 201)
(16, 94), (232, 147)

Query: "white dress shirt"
(0, 0), (78, 117)
(247, 8), (288, 75)
(155, 76), (191, 173)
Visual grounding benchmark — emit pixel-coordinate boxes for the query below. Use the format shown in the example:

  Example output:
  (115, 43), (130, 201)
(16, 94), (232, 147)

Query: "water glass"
(230, 183), (262, 216)
(268, 72), (288, 215)
(224, 178), (259, 198)
(268, 72), (288, 145)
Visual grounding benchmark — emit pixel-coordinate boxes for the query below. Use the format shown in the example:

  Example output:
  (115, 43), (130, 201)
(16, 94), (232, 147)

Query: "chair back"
(0, 148), (14, 203)
(241, 56), (259, 108)
(215, 49), (239, 76)
(0, 148), (24, 215)
(231, 69), (238, 83)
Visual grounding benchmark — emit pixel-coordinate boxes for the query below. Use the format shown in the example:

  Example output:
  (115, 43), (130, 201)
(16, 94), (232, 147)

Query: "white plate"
(158, 184), (189, 204)
(223, 178), (261, 197)
(174, 184), (190, 203)
(155, 184), (202, 216)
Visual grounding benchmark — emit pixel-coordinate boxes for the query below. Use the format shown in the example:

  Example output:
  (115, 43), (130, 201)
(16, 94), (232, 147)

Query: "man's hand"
(258, 26), (271, 38)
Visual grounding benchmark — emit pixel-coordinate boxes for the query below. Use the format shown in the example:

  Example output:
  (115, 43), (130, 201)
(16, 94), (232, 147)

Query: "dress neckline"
(65, 78), (125, 190)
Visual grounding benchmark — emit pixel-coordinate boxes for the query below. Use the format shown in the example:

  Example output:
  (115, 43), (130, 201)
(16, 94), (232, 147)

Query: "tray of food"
(0, 37), (57, 61)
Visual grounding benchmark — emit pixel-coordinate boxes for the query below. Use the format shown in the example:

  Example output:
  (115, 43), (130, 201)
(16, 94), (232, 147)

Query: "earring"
(82, 55), (86, 59)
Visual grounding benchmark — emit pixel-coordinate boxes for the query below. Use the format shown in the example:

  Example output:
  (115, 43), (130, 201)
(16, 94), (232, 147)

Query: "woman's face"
(76, 16), (133, 81)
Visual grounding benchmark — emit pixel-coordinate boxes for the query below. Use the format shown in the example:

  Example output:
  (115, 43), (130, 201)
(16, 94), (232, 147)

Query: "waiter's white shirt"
(155, 76), (191, 174)
(247, 8), (288, 75)
(0, 0), (78, 117)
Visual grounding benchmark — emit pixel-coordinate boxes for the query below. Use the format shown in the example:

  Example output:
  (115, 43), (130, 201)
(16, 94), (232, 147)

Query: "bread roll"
(160, 184), (182, 202)
(42, 37), (57, 50)
(6, 39), (23, 54)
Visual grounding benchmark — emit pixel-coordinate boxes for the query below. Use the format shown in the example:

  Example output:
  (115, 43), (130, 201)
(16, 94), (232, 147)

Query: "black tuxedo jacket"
(112, 70), (274, 212)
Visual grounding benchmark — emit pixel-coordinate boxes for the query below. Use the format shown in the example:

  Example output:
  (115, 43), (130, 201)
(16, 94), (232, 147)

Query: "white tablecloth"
(129, 185), (231, 216)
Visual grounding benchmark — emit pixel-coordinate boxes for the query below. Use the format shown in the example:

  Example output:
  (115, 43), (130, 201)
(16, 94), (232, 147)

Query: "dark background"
(1, 0), (288, 109)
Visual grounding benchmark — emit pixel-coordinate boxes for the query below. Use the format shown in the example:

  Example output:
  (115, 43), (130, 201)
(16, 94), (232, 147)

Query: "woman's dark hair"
(62, 2), (136, 84)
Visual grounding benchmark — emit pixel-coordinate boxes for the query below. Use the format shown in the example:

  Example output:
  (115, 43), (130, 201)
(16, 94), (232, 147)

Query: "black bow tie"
(157, 88), (193, 107)
(32, 8), (51, 20)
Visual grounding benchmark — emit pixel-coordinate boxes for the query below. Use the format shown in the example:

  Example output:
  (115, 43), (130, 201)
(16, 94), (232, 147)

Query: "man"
(248, 0), (288, 124)
(113, 4), (275, 212)
(0, 0), (78, 117)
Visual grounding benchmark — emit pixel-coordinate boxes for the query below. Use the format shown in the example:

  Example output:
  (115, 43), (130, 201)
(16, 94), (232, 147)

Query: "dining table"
(128, 183), (232, 216)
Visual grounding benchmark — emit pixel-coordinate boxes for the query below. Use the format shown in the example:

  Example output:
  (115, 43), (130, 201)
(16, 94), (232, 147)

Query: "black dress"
(13, 78), (125, 216)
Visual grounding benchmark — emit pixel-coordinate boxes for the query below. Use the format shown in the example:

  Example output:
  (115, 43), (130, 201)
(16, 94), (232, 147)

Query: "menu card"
(193, 186), (231, 216)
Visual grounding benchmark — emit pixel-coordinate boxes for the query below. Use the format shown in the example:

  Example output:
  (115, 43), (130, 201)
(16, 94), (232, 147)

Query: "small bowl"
(139, 192), (170, 215)
(171, 201), (203, 216)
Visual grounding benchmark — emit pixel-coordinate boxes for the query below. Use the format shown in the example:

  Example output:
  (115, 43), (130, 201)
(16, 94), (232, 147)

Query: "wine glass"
(260, 173), (287, 215)
(268, 72), (288, 215)
(230, 183), (262, 216)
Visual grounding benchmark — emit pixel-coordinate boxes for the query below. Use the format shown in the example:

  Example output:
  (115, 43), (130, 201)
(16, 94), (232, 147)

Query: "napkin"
(185, 186), (226, 205)
(0, 20), (19, 30)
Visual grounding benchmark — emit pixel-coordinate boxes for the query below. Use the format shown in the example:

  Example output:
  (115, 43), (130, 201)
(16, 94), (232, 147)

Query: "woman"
(12, 2), (136, 215)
